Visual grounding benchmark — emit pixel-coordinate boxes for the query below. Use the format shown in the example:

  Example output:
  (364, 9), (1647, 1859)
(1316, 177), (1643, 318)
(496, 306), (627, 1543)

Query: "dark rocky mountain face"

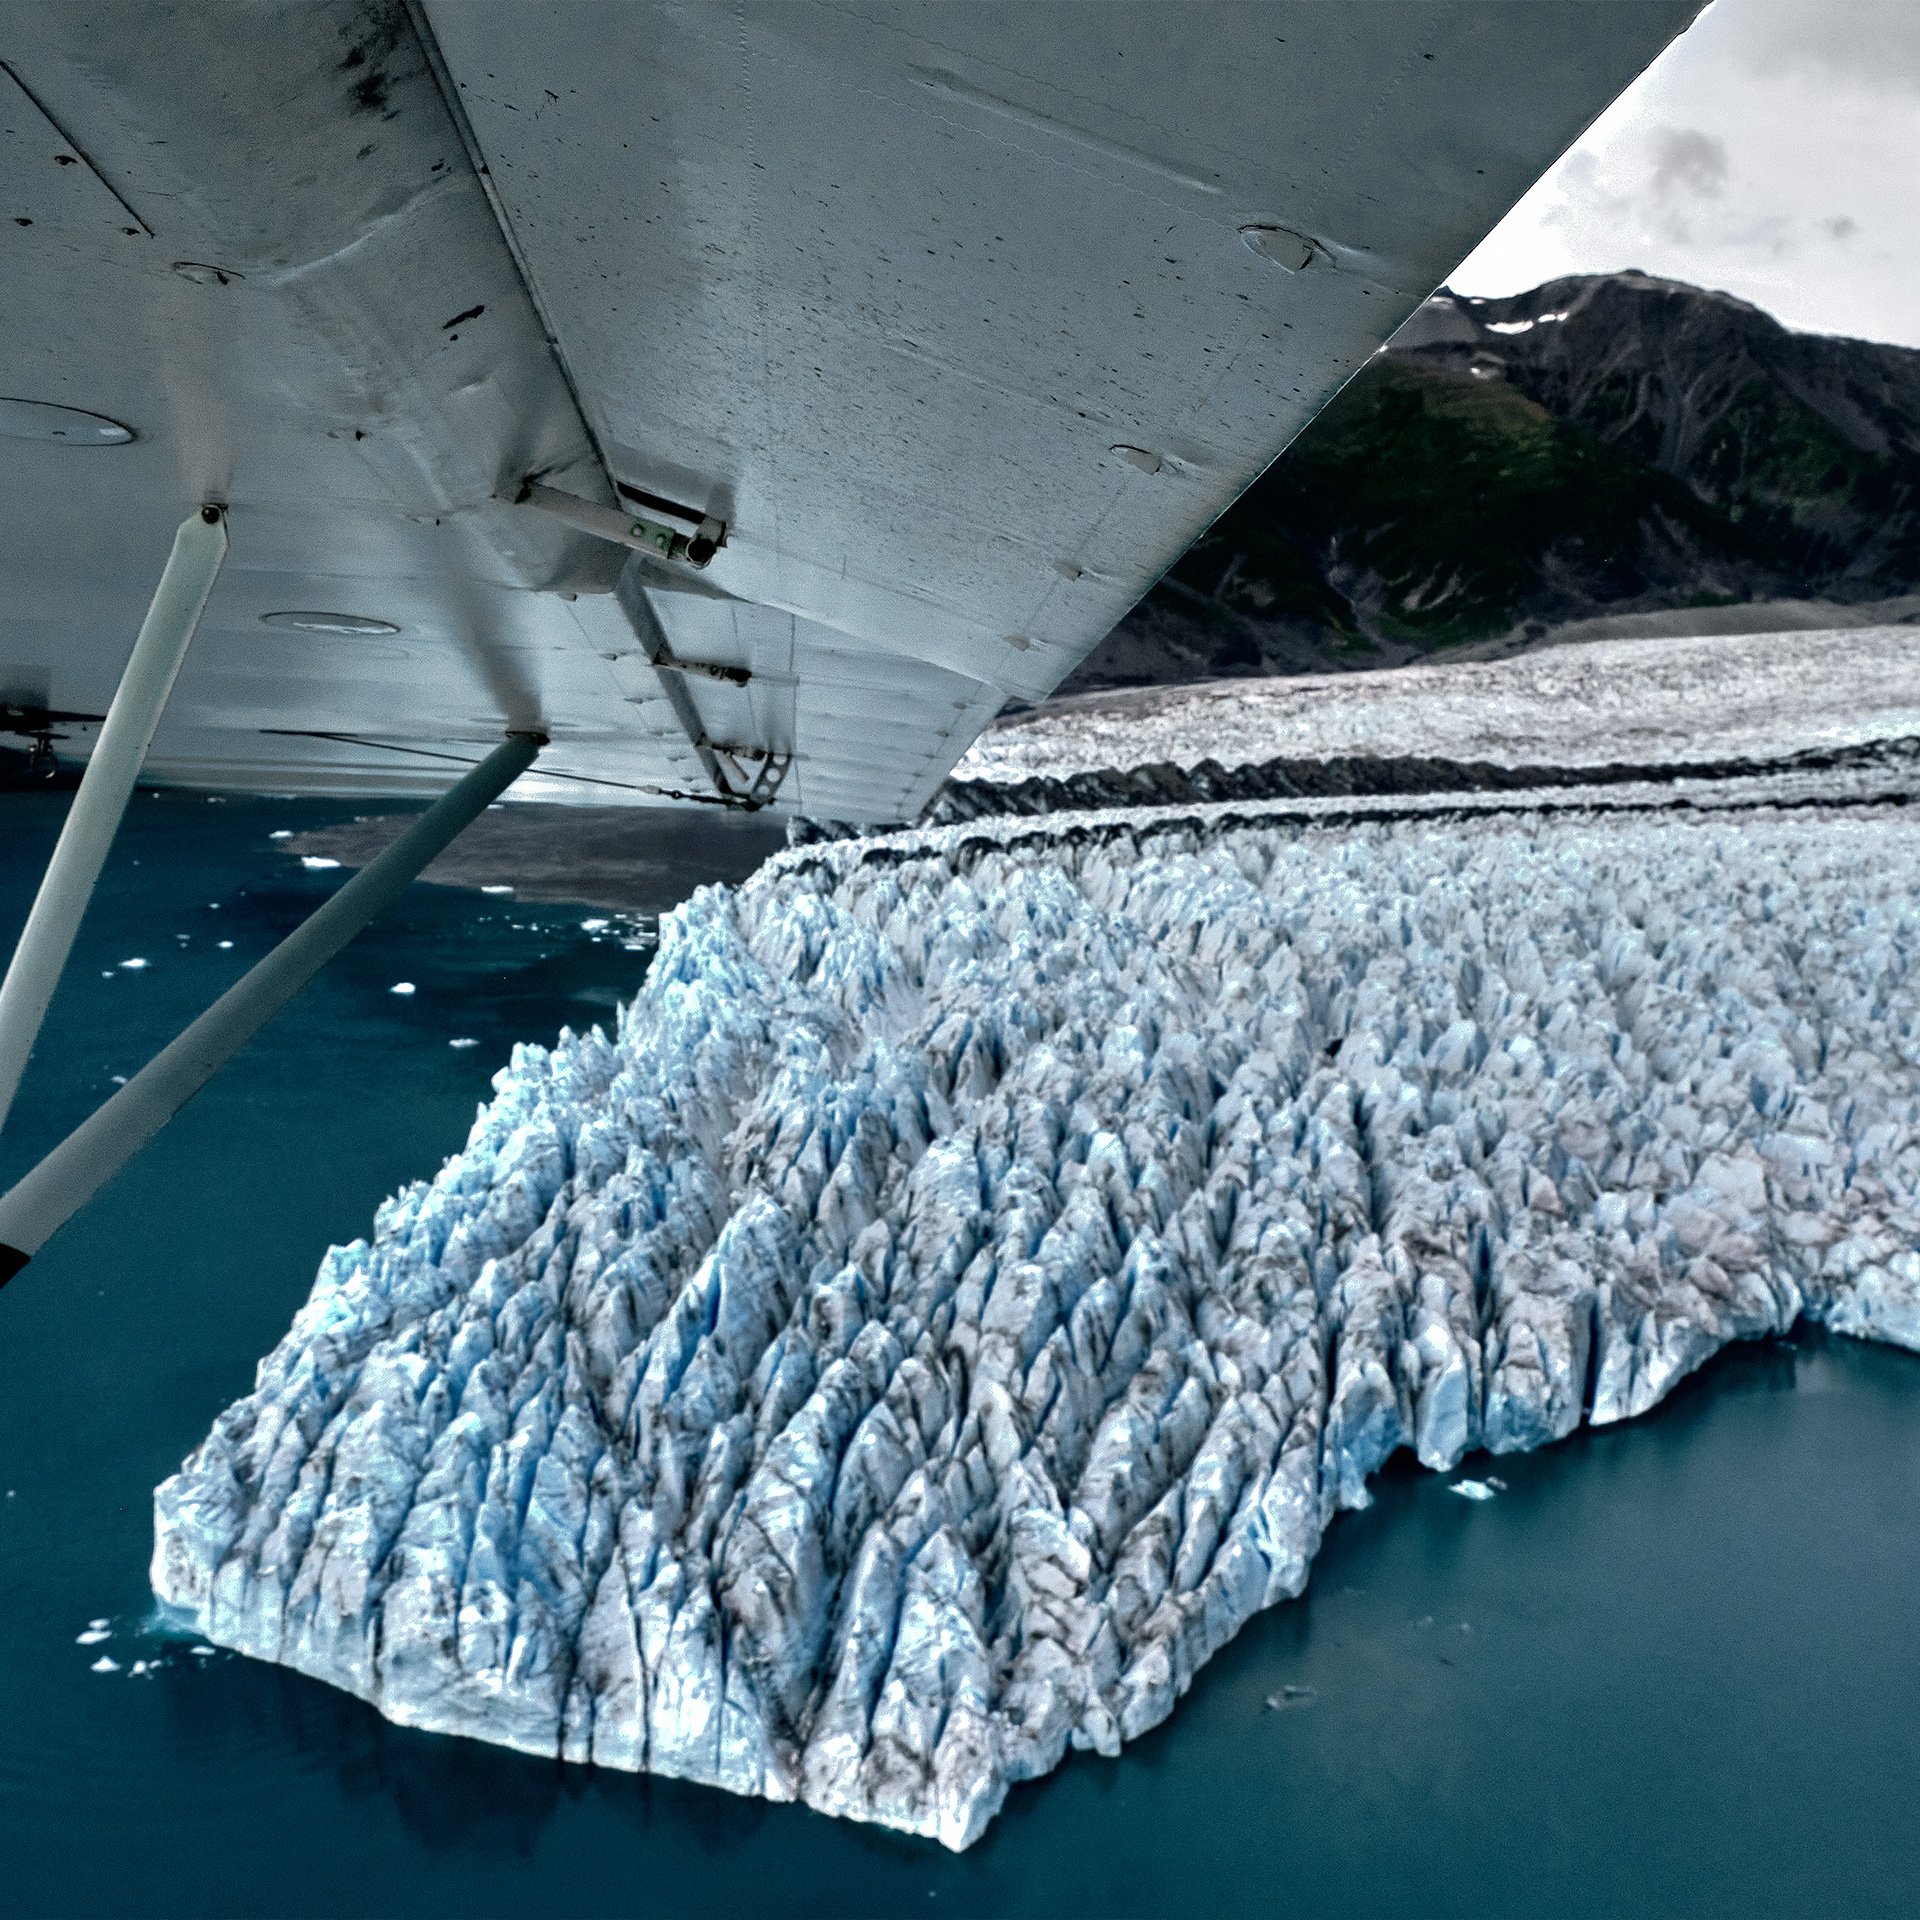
(1055, 272), (1920, 695)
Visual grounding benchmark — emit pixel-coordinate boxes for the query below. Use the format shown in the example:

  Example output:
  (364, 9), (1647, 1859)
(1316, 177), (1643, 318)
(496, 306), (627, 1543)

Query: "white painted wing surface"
(0, 2), (1702, 821)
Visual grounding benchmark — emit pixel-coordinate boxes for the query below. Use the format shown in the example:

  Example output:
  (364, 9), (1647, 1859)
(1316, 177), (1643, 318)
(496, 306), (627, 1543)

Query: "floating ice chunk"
(1264, 1686), (1316, 1712)
(88, 1618), (107, 1629)
(480, 884), (513, 895)
(580, 918), (610, 932)
(1486, 1477), (1508, 1491)
(1449, 1481), (1497, 1501)
(130, 1660), (149, 1676)
(389, 982), (416, 996)
(269, 830), (292, 839)
(110, 1076), (127, 1086)
(76, 1628), (110, 1645)
(189, 1646), (216, 1657)
(90, 1657), (120, 1673)
(217, 941), (232, 950)
(448, 1037), (478, 1049)
(1485, 318), (1534, 334)
(300, 856), (341, 871)
(118, 958), (148, 971)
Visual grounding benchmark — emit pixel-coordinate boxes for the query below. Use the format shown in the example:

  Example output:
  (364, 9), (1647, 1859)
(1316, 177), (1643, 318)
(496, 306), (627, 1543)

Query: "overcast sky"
(1450, 0), (1920, 347)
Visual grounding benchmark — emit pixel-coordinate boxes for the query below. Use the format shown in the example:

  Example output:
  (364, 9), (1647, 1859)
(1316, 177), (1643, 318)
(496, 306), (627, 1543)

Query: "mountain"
(1055, 272), (1920, 695)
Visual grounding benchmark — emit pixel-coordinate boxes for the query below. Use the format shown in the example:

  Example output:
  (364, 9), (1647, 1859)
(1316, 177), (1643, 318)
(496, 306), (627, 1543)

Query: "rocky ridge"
(1063, 272), (1920, 692)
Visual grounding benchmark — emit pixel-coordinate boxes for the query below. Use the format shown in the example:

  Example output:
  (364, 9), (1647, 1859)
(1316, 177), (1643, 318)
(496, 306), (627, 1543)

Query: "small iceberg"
(390, 982), (416, 996)
(300, 856), (341, 871)
(1264, 1685), (1316, 1712)
(90, 1657), (120, 1673)
(1449, 1480), (1497, 1501)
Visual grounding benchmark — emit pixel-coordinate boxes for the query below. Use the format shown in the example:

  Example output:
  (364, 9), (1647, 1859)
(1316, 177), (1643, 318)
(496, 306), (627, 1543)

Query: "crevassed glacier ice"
(154, 804), (1920, 1848)
(957, 627), (1920, 785)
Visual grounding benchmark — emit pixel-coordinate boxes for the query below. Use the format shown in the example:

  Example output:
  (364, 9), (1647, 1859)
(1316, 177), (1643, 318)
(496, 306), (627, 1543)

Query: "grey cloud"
(1451, 0), (1920, 350)
(1723, 0), (1920, 96)
(1649, 126), (1730, 197)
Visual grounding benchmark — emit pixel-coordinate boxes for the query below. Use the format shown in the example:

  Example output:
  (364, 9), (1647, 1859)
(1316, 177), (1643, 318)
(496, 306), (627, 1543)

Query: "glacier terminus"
(153, 794), (1920, 1848)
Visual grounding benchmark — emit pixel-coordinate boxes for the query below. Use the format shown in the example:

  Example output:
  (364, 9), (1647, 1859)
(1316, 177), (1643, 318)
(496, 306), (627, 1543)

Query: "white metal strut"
(0, 504), (228, 1134)
(0, 731), (543, 1283)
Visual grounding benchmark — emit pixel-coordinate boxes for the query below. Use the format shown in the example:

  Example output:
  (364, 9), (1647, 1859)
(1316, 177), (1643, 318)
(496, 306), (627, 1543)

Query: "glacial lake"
(3, 788), (1919, 1919)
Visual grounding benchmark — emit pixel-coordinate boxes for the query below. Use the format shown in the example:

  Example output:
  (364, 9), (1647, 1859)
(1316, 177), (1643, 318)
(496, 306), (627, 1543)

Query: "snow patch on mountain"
(153, 803), (1920, 1847)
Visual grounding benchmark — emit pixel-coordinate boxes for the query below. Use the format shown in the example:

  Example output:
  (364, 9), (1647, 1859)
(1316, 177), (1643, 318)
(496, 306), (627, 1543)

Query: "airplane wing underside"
(0, 1), (1702, 822)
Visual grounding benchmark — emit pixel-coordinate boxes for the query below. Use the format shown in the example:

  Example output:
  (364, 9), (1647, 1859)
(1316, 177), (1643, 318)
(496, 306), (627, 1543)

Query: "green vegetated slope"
(1183, 358), (1750, 648)
(1064, 272), (1920, 692)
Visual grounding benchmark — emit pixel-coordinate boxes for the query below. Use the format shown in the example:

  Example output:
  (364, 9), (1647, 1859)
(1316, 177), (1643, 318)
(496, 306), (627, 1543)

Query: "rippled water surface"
(3, 790), (1919, 1919)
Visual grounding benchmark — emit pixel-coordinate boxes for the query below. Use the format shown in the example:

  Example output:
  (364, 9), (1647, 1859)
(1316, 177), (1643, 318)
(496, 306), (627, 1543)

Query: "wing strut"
(0, 505), (228, 1136)
(613, 560), (789, 809)
(0, 730), (544, 1285)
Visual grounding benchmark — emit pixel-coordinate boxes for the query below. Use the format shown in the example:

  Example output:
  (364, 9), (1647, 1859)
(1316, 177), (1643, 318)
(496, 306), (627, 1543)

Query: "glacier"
(153, 798), (1920, 1849)
(959, 626), (1920, 787)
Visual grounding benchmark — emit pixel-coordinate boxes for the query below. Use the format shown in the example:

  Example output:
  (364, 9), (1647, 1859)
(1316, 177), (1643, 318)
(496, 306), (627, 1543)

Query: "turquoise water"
(3, 791), (1919, 1918)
